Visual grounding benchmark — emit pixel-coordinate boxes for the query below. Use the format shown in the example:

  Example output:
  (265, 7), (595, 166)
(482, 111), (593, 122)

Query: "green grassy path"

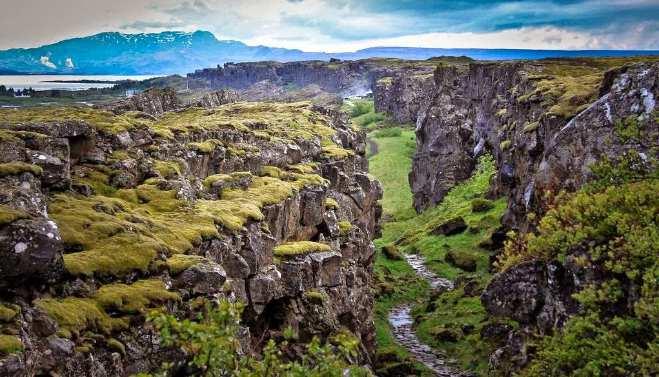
(348, 99), (505, 375)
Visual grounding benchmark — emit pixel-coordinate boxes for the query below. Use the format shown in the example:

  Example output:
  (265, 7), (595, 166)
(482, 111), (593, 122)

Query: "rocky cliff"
(374, 57), (658, 374)
(0, 99), (381, 375)
(387, 58), (658, 231)
(188, 58), (438, 101)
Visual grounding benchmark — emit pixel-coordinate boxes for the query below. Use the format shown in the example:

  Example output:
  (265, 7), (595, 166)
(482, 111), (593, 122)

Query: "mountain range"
(1, 30), (658, 75)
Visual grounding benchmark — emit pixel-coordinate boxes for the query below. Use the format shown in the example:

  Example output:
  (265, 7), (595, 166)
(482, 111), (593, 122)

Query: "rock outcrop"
(188, 58), (439, 101)
(97, 87), (181, 116)
(0, 100), (381, 376)
(371, 56), (657, 374)
(393, 58), (658, 231)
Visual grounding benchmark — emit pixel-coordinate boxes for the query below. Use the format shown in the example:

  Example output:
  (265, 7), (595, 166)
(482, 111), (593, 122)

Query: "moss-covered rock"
(445, 250), (477, 272)
(0, 335), (22, 355)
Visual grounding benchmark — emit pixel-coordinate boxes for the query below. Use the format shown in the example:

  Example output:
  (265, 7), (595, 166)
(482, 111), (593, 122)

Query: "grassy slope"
(357, 98), (505, 375)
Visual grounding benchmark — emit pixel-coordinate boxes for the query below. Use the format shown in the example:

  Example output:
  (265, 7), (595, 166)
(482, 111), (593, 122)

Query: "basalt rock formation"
(187, 58), (439, 101)
(374, 57), (658, 374)
(0, 98), (382, 375)
(381, 58), (658, 232)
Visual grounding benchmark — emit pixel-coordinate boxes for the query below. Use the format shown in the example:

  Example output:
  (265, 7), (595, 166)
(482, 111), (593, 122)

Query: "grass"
(518, 57), (659, 118)
(364, 105), (507, 374)
(368, 128), (417, 220)
(0, 161), (42, 177)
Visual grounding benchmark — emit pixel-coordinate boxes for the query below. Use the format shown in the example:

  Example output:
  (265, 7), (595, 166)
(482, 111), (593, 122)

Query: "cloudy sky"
(1, 0), (658, 51)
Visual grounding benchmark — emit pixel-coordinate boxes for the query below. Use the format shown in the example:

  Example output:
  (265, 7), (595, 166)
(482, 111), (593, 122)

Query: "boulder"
(310, 252), (342, 287)
(0, 218), (63, 286)
(175, 261), (227, 295)
(431, 217), (467, 236)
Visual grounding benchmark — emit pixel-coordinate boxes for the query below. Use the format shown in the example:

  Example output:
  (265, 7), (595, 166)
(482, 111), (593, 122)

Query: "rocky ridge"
(0, 96), (381, 375)
(188, 58), (438, 101)
(373, 57), (658, 373)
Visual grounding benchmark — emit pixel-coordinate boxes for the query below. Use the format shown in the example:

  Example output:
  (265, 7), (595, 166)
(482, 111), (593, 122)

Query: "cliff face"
(0, 100), (381, 375)
(374, 57), (657, 373)
(391, 59), (658, 231)
(187, 58), (439, 101)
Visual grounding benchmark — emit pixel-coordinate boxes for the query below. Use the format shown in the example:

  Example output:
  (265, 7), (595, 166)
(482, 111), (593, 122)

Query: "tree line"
(0, 85), (36, 97)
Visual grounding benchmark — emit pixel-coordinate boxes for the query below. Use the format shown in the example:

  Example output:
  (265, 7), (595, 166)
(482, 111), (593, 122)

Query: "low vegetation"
(143, 299), (369, 376)
(273, 241), (331, 258)
(517, 57), (659, 118)
(362, 97), (506, 374)
(496, 154), (658, 376)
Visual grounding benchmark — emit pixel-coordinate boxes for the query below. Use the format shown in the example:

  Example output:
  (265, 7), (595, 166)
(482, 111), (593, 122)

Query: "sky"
(1, 0), (658, 51)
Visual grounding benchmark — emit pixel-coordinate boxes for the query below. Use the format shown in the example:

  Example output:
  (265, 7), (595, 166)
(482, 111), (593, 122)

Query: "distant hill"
(1, 30), (657, 75)
(0, 31), (326, 75)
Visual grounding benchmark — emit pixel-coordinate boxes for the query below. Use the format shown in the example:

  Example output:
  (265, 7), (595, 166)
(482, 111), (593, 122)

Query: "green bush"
(373, 127), (402, 138)
(497, 156), (659, 376)
(354, 112), (386, 129)
(146, 299), (370, 376)
(349, 100), (374, 118)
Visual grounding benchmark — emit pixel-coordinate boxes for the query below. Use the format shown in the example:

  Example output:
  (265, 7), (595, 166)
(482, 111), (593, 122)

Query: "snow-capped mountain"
(0, 31), (325, 75)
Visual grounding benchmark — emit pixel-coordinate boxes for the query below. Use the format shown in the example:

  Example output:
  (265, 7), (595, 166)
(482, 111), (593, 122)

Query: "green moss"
(36, 278), (178, 337)
(303, 290), (326, 304)
(516, 58), (659, 118)
(0, 162), (42, 177)
(496, 108), (508, 117)
(523, 121), (540, 133)
(324, 197), (339, 210)
(0, 106), (151, 135)
(51, 187), (219, 277)
(0, 304), (17, 322)
(0, 335), (22, 355)
(273, 241), (331, 258)
(499, 140), (512, 151)
(35, 297), (128, 337)
(106, 338), (126, 355)
(470, 198), (494, 213)
(94, 278), (180, 313)
(153, 160), (182, 179)
(614, 115), (643, 142)
(165, 254), (206, 274)
(203, 171), (252, 189)
(338, 220), (353, 235)
(321, 143), (354, 159)
(187, 139), (222, 154)
(0, 204), (29, 226)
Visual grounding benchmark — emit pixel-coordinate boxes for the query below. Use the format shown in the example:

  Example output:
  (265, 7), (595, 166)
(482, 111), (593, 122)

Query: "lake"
(0, 75), (156, 91)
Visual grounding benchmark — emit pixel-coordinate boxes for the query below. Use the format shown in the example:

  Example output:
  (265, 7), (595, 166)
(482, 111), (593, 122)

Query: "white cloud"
(65, 57), (75, 68)
(246, 26), (658, 52)
(39, 56), (57, 69)
(0, 0), (656, 51)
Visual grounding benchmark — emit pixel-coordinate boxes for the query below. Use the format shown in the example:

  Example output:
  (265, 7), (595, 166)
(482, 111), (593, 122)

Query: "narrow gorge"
(0, 55), (657, 377)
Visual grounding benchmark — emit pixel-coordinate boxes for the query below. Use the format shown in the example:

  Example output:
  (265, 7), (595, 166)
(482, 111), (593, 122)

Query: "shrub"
(147, 300), (369, 376)
(349, 99), (374, 117)
(497, 156), (659, 376)
(373, 127), (402, 138)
